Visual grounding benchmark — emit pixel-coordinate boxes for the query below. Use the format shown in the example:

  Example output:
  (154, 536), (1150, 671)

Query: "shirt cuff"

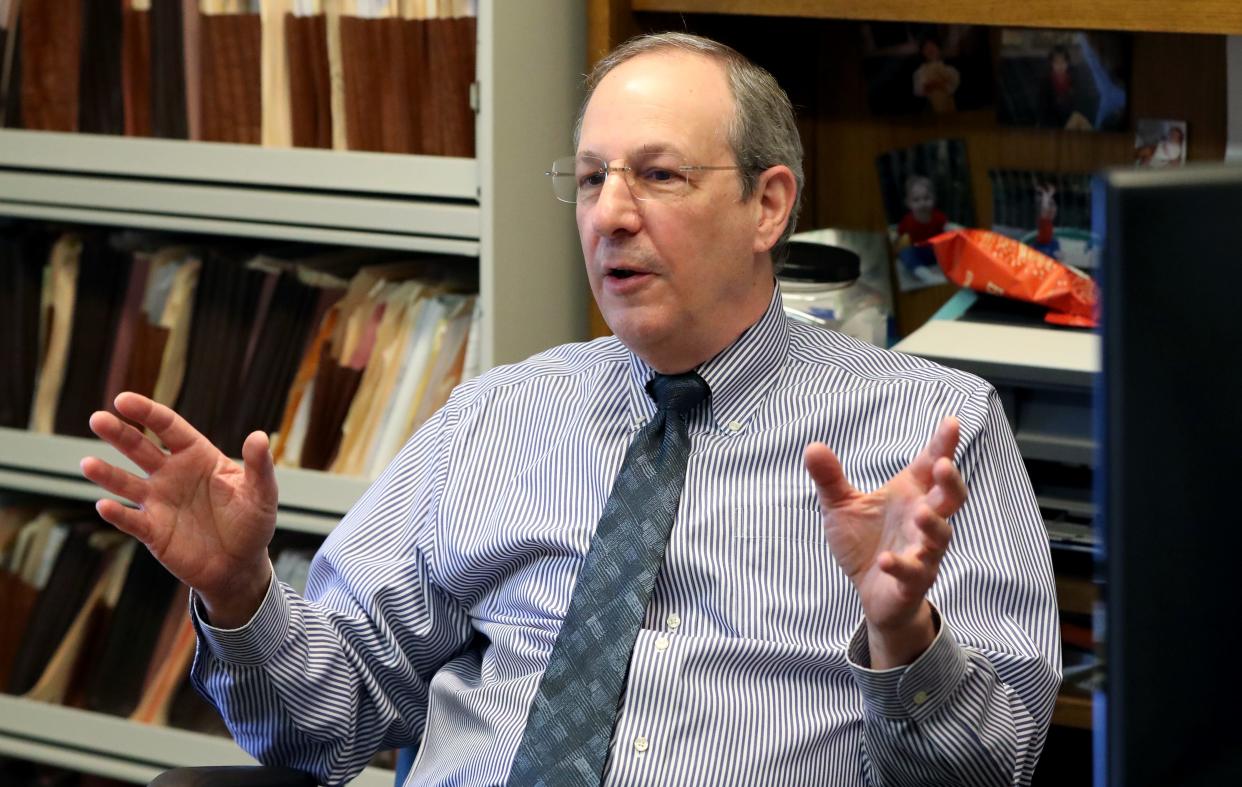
(847, 602), (967, 721)
(190, 562), (291, 666)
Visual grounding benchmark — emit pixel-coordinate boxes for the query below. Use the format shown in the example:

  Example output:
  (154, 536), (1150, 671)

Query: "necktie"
(506, 371), (710, 787)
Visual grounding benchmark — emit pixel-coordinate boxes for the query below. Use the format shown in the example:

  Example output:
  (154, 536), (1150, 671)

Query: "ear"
(751, 165), (798, 255)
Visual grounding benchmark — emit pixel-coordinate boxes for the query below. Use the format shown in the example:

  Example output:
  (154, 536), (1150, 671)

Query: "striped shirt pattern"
(192, 288), (1061, 787)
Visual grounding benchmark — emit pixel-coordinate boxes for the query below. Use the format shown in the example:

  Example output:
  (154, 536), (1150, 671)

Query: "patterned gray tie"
(506, 371), (710, 787)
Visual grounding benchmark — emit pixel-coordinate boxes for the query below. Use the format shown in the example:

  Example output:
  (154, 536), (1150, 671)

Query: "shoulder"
(785, 323), (1001, 449)
(445, 335), (631, 414)
(786, 320), (991, 402)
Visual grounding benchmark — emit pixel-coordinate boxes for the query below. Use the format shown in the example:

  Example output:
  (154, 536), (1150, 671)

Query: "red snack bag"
(928, 229), (1098, 328)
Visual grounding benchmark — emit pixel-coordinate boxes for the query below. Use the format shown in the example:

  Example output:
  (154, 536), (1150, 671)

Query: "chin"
(604, 310), (675, 355)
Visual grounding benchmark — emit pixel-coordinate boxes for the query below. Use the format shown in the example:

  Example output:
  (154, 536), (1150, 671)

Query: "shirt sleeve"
(189, 403), (475, 787)
(846, 384), (1062, 786)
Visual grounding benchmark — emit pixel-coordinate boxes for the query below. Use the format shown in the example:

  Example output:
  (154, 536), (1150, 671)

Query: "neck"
(637, 281), (775, 374)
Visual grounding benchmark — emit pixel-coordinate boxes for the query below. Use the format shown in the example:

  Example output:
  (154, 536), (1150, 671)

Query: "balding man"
(85, 33), (1060, 787)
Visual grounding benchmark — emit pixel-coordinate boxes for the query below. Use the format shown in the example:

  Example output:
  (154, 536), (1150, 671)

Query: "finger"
(908, 416), (960, 485)
(80, 456), (149, 507)
(94, 498), (153, 544)
(914, 505), (953, 555)
(924, 457), (968, 519)
(113, 392), (209, 454)
(876, 550), (933, 593)
(804, 442), (855, 507)
(88, 410), (166, 475)
(242, 431), (278, 508)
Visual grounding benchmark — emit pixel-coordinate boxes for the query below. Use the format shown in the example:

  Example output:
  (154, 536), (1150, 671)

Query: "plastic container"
(779, 240), (890, 346)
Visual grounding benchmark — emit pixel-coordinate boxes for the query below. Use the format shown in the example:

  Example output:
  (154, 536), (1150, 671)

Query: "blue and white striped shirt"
(192, 288), (1061, 786)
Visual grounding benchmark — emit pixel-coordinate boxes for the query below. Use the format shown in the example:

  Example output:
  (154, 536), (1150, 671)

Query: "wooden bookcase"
(582, 0), (1228, 777)
(586, 0), (1236, 337)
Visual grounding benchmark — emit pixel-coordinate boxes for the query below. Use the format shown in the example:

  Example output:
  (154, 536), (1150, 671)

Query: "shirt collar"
(623, 285), (790, 434)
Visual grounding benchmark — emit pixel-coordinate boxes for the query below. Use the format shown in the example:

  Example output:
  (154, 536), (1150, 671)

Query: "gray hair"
(575, 32), (805, 266)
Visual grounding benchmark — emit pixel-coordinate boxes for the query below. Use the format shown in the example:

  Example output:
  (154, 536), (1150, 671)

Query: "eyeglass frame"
(545, 152), (751, 204)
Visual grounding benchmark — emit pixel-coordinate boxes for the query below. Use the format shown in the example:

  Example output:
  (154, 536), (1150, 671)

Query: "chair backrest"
(394, 745), (418, 786)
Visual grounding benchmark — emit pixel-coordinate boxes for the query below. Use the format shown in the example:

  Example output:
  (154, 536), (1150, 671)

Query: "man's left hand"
(804, 416), (967, 668)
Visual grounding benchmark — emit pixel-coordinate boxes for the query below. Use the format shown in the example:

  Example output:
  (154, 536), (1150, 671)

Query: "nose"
(587, 168), (642, 238)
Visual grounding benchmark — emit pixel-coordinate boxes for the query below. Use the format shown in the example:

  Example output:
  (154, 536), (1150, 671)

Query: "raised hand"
(80, 392), (279, 628)
(804, 416), (967, 668)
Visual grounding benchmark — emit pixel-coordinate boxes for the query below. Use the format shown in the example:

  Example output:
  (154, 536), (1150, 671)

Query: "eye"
(578, 168), (606, 189)
(640, 166), (678, 184)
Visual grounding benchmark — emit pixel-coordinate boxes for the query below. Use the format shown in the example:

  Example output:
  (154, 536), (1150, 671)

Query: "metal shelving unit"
(0, 1), (587, 782)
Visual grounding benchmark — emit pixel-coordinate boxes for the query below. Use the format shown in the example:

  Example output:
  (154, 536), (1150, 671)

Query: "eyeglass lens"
(550, 153), (688, 203)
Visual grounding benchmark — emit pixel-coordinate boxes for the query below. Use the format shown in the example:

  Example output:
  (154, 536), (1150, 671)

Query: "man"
(82, 33), (1060, 786)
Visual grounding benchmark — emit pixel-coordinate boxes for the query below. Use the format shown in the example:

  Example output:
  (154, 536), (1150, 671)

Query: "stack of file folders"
(3, 222), (480, 478)
(0, 0), (477, 155)
(0, 499), (320, 734)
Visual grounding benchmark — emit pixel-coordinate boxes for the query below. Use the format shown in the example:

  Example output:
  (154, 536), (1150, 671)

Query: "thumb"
(242, 431), (278, 509)
(804, 442), (855, 508)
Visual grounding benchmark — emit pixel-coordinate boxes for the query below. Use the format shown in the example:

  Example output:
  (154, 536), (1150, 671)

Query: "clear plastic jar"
(779, 241), (890, 347)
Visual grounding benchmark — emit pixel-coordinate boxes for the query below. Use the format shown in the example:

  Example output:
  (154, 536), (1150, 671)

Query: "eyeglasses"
(546, 152), (744, 204)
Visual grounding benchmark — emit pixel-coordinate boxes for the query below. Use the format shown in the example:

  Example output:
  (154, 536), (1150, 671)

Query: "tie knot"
(647, 372), (710, 416)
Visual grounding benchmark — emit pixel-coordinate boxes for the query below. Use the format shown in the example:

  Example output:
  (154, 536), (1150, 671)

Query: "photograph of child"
(1135, 119), (1187, 167)
(861, 23), (991, 116)
(876, 139), (975, 291)
(998, 29), (1129, 132)
(989, 169), (1098, 272)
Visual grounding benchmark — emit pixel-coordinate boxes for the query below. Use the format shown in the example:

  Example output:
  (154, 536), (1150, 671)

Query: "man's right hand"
(81, 392), (279, 628)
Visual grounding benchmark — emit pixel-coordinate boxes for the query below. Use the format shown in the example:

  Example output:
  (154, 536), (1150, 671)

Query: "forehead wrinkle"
(577, 142), (688, 161)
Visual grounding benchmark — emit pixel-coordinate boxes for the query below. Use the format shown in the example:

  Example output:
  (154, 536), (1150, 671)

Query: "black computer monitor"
(1095, 165), (1242, 786)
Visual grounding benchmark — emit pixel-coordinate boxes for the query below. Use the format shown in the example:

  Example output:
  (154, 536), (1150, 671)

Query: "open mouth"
(606, 266), (649, 280)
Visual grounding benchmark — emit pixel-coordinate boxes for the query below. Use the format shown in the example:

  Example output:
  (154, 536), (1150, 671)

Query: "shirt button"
(654, 636), (670, 652)
(727, 420), (744, 433)
(633, 735), (649, 753)
(913, 690), (929, 706)
(666, 613), (681, 629)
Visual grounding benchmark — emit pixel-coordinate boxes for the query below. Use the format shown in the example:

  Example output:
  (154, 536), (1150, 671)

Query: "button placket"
(654, 611), (682, 653)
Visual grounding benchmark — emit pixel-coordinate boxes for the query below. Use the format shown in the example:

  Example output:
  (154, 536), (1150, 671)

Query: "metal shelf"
(0, 427), (368, 535)
(1016, 431), (1097, 467)
(892, 320), (1099, 391)
(0, 171), (480, 252)
(0, 129), (483, 256)
(0, 129), (479, 200)
(0, 202), (480, 256)
(0, 695), (394, 786)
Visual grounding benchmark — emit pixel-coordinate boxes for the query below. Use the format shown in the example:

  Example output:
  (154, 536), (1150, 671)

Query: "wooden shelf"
(1052, 692), (1093, 729)
(630, 0), (1242, 35)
